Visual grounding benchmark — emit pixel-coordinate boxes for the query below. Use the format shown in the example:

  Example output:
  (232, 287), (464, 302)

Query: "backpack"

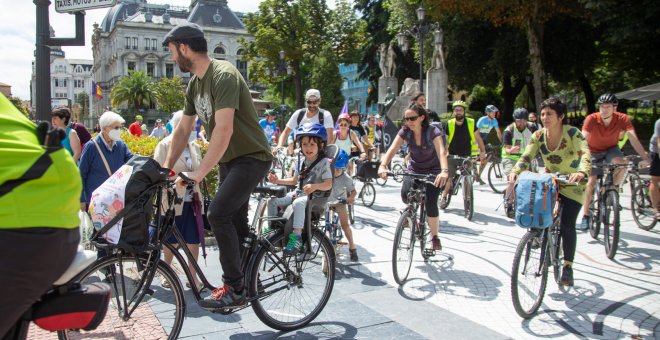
(90, 156), (168, 253)
(296, 109), (326, 126)
(514, 171), (559, 228)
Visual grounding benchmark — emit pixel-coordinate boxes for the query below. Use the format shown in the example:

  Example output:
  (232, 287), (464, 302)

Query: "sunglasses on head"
(404, 115), (420, 122)
(306, 100), (320, 105)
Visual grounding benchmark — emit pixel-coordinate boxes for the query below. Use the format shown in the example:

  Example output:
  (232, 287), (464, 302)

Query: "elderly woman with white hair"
(153, 111), (205, 291)
(79, 111), (134, 212)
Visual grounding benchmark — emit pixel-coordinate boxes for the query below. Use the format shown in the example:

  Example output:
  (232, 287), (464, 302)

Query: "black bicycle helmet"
(513, 108), (529, 120)
(597, 93), (618, 105)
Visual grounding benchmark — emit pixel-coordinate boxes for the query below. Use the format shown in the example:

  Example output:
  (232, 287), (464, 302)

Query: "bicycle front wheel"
(631, 185), (657, 231)
(603, 190), (620, 259)
(361, 182), (376, 207)
(392, 163), (404, 183)
(392, 211), (415, 285)
(588, 197), (600, 239)
(463, 176), (474, 220)
(511, 230), (549, 319)
(58, 253), (186, 339)
(487, 162), (507, 194)
(249, 228), (335, 331)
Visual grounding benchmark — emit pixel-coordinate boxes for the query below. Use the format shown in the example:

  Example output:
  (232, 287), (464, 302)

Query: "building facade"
(339, 63), (377, 115)
(30, 33), (94, 117)
(91, 0), (252, 123)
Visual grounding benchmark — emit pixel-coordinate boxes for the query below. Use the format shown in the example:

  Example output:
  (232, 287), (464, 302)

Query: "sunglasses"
(338, 123), (349, 127)
(306, 100), (320, 105)
(404, 115), (420, 122)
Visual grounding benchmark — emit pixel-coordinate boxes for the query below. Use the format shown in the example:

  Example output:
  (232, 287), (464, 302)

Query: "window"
(125, 37), (130, 49)
(213, 46), (226, 60)
(74, 79), (84, 88)
(152, 39), (157, 51)
(165, 64), (174, 78)
(127, 61), (136, 72)
(132, 37), (138, 50)
(147, 62), (155, 77)
(145, 38), (151, 50)
(236, 49), (247, 80)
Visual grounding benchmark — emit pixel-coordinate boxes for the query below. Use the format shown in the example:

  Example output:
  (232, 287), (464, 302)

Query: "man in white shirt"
(273, 89), (334, 154)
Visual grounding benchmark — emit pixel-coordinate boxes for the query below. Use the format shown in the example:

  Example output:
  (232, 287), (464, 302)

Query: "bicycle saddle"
(253, 185), (288, 198)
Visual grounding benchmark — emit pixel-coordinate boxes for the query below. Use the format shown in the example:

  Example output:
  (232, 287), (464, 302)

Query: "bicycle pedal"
(424, 249), (436, 257)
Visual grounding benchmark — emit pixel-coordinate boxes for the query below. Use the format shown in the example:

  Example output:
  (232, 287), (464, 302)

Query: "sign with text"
(54, 0), (117, 13)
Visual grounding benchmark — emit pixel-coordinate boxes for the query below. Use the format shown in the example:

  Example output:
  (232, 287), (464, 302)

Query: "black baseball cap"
(162, 23), (205, 46)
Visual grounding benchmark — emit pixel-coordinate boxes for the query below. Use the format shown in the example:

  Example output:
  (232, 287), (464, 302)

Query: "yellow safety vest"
(447, 118), (479, 155)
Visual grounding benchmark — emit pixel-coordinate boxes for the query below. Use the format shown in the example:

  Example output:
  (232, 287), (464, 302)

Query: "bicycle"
(323, 197), (349, 255)
(351, 158), (377, 208)
(389, 171), (440, 285)
(390, 158), (406, 183)
(586, 162), (628, 259)
(274, 148), (295, 179)
(439, 155), (476, 221)
(61, 176), (336, 338)
(510, 174), (583, 318)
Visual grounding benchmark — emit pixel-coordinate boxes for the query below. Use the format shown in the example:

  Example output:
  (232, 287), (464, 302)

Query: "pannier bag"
(356, 160), (380, 179)
(32, 283), (110, 332)
(514, 171), (558, 228)
(89, 156), (168, 252)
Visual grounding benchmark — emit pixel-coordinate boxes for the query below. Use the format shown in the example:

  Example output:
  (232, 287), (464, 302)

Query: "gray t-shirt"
(651, 119), (660, 154)
(294, 157), (333, 189)
(329, 171), (355, 203)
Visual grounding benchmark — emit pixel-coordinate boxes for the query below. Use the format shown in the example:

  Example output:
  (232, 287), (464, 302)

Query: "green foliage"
(328, 0), (367, 64)
(75, 92), (90, 116)
(110, 70), (157, 114)
(468, 85), (502, 113)
(8, 96), (29, 118)
(309, 48), (344, 115)
(155, 76), (186, 114)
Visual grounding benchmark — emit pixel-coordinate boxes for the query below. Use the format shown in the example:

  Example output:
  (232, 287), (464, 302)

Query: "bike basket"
(32, 283), (110, 332)
(356, 160), (380, 179)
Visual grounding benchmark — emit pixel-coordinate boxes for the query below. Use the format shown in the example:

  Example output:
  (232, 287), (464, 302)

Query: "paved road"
(166, 177), (659, 339)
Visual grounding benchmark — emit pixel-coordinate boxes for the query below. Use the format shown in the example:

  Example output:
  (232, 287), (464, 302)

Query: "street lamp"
(265, 50), (292, 131)
(396, 3), (441, 92)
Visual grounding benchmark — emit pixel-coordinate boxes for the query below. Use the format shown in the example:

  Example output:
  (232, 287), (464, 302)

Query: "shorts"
(590, 146), (624, 177)
(328, 203), (348, 214)
(501, 157), (517, 176)
(167, 202), (201, 244)
(651, 152), (660, 177)
(447, 157), (463, 178)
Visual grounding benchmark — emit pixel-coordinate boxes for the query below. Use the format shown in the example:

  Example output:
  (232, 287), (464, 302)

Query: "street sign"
(54, 0), (118, 13)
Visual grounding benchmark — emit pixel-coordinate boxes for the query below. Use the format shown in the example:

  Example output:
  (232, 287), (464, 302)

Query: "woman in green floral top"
(508, 97), (591, 287)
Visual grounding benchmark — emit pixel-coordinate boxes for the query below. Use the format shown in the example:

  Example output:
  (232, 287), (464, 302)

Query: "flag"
(93, 82), (102, 99)
(380, 115), (399, 153)
(339, 100), (348, 115)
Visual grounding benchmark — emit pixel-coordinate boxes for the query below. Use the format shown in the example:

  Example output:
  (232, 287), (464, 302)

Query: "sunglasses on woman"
(404, 115), (420, 122)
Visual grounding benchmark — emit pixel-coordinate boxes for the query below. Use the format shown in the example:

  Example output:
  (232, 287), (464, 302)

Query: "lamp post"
(265, 50), (292, 132)
(396, 3), (441, 92)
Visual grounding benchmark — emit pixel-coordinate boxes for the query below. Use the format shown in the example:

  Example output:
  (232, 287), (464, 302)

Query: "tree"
(328, 0), (367, 64)
(240, 0), (331, 108)
(8, 96), (30, 118)
(75, 92), (90, 117)
(155, 76), (186, 114)
(110, 70), (157, 114)
(309, 47), (344, 115)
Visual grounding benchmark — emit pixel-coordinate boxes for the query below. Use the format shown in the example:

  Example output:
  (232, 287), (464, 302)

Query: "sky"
(0, 0), (264, 100)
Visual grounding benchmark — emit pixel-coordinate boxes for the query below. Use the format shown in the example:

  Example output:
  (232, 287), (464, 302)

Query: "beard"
(175, 46), (193, 73)
(455, 114), (465, 122)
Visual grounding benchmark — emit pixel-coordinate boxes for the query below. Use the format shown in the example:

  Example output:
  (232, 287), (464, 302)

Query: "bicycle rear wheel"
(360, 182), (376, 207)
(392, 211), (415, 285)
(58, 253), (185, 339)
(463, 175), (474, 220)
(588, 196), (600, 239)
(631, 185), (656, 231)
(487, 162), (507, 194)
(249, 228), (335, 331)
(511, 230), (549, 319)
(603, 190), (620, 259)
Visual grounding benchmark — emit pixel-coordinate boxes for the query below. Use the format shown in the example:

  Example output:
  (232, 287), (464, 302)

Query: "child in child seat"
(267, 123), (333, 254)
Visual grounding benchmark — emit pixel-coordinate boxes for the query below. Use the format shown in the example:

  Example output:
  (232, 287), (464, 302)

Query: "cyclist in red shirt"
(578, 93), (649, 230)
(128, 115), (143, 137)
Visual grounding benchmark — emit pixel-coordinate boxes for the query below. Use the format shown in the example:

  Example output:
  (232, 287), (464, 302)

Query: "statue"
(381, 86), (396, 114)
(430, 42), (446, 70)
(399, 78), (419, 96)
(379, 43), (397, 78)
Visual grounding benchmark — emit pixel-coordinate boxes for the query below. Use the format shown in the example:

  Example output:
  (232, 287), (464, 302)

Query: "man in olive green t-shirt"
(0, 94), (81, 337)
(162, 23), (272, 310)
